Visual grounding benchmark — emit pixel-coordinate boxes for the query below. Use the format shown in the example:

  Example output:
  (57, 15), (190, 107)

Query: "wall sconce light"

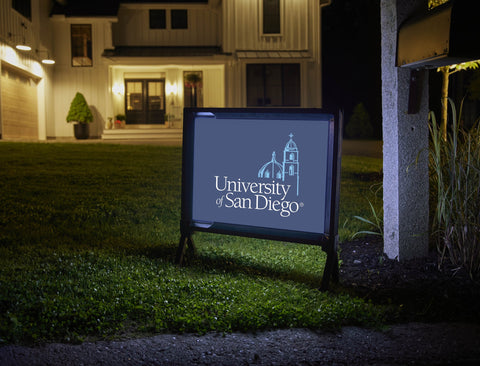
(36, 49), (55, 65)
(166, 82), (178, 96)
(112, 83), (125, 96)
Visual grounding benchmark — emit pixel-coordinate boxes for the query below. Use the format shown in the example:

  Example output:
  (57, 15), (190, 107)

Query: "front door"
(125, 79), (165, 124)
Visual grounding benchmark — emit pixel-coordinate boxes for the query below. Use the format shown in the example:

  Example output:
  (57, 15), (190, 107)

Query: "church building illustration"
(258, 134), (300, 196)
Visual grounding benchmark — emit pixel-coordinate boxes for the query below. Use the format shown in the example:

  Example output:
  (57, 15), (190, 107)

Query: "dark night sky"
(322, 0), (382, 139)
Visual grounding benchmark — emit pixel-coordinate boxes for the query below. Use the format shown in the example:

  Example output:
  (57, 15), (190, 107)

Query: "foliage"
(428, 0), (449, 9)
(345, 103), (374, 140)
(66, 92), (93, 124)
(351, 190), (383, 239)
(184, 72), (202, 86)
(115, 114), (126, 121)
(437, 61), (480, 140)
(429, 99), (480, 279)
(0, 144), (386, 344)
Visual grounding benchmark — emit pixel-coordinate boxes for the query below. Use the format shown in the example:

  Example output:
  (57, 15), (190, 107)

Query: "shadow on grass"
(125, 240), (325, 289)
(187, 250), (323, 289)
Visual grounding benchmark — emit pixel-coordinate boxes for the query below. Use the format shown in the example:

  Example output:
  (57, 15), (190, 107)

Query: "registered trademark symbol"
(300, 202), (304, 207)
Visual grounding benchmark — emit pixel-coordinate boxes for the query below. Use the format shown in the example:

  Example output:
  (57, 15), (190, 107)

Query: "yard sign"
(177, 108), (342, 289)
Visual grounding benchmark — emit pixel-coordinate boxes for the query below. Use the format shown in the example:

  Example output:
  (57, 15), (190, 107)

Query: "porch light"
(16, 42), (31, 51)
(166, 82), (178, 95)
(112, 83), (125, 95)
(37, 49), (55, 64)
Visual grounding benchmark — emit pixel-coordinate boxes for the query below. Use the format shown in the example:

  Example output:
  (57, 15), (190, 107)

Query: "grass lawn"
(0, 142), (384, 344)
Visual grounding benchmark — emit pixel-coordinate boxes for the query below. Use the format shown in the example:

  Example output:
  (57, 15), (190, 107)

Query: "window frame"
(246, 63), (301, 107)
(71, 24), (93, 67)
(259, 0), (284, 37)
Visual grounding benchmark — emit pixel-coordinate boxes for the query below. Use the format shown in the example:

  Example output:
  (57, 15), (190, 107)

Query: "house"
(0, 0), (331, 141)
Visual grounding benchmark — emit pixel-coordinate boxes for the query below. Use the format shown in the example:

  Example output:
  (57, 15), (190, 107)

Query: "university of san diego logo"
(213, 134), (303, 218)
(258, 133), (299, 196)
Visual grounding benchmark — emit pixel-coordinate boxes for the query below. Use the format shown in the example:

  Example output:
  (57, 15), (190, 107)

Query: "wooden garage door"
(1, 65), (38, 139)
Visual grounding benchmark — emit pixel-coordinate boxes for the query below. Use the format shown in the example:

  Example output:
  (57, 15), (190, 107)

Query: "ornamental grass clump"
(429, 99), (480, 280)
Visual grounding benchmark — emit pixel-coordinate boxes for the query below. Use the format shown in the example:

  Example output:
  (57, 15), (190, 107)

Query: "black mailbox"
(397, 0), (480, 68)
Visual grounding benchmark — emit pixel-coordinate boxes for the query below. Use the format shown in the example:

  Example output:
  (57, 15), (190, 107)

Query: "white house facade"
(0, 0), (330, 141)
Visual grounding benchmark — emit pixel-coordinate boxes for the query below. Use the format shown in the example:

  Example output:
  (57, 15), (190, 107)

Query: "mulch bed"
(338, 236), (480, 323)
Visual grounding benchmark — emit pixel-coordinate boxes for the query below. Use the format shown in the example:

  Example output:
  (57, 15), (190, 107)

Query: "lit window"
(71, 24), (92, 67)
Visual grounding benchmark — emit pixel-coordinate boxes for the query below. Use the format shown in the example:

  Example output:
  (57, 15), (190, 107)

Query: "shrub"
(429, 99), (480, 279)
(66, 92), (93, 124)
(345, 103), (374, 139)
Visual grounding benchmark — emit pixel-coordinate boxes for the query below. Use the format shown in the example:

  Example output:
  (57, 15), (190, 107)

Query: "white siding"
(113, 6), (220, 46)
(223, 0), (313, 52)
(51, 19), (111, 137)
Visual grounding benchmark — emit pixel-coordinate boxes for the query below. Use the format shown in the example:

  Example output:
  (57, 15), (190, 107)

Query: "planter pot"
(74, 123), (89, 139)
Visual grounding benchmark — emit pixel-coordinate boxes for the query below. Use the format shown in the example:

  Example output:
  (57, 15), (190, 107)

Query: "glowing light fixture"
(166, 82), (178, 95)
(36, 49), (55, 65)
(112, 83), (125, 95)
(16, 42), (31, 51)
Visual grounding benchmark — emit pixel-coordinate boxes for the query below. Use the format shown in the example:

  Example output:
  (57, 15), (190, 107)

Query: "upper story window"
(71, 24), (92, 67)
(12, 0), (31, 20)
(262, 0), (281, 34)
(171, 9), (188, 29)
(150, 9), (166, 29)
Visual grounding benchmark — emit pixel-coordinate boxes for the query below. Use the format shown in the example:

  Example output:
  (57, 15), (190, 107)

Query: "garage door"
(1, 65), (38, 139)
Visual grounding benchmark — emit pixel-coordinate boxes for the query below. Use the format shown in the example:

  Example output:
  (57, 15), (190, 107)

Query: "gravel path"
(2, 322), (480, 365)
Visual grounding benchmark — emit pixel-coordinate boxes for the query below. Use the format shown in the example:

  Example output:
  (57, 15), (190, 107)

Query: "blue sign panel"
(192, 117), (330, 234)
(179, 108), (341, 246)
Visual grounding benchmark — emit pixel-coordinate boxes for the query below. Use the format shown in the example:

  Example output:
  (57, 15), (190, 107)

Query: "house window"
(247, 64), (300, 107)
(71, 24), (92, 67)
(12, 0), (31, 20)
(150, 9), (166, 29)
(263, 0), (281, 34)
(171, 9), (188, 29)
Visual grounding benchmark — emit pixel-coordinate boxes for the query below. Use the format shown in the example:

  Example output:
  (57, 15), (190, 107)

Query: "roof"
(51, 0), (120, 17)
(102, 46), (226, 58)
(50, 0), (208, 17)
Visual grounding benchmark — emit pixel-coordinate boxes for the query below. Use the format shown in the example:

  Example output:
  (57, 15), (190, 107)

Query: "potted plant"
(115, 114), (126, 128)
(66, 92), (93, 139)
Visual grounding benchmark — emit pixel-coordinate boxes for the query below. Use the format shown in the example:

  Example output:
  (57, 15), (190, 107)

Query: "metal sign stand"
(176, 109), (342, 291)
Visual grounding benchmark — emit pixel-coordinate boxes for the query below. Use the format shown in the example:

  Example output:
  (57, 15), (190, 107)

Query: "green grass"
(0, 142), (384, 344)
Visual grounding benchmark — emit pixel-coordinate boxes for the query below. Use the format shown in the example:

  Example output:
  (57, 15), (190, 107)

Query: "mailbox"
(397, 0), (480, 68)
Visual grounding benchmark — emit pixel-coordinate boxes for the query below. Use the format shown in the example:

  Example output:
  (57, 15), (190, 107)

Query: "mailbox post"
(381, 0), (480, 261)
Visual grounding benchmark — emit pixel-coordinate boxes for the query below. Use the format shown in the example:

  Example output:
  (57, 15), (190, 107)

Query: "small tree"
(345, 103), (374, 139)
(66, 92), (93, 124)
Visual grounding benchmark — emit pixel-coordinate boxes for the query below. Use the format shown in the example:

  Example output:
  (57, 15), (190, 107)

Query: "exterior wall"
(113, 3), (221, 46)
(0, 0), (54, 140)
(223, 0), (324, 108)
(50, 17), (115, 138)
(222, 0), (311, 52)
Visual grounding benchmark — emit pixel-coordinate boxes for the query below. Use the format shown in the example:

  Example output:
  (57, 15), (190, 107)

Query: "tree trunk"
(440, 68), (449, 141)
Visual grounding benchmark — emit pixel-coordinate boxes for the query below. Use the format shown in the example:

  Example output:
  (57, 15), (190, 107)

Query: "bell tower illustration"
(282, 133), (299, 196)
(258, 133), (300, 196)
